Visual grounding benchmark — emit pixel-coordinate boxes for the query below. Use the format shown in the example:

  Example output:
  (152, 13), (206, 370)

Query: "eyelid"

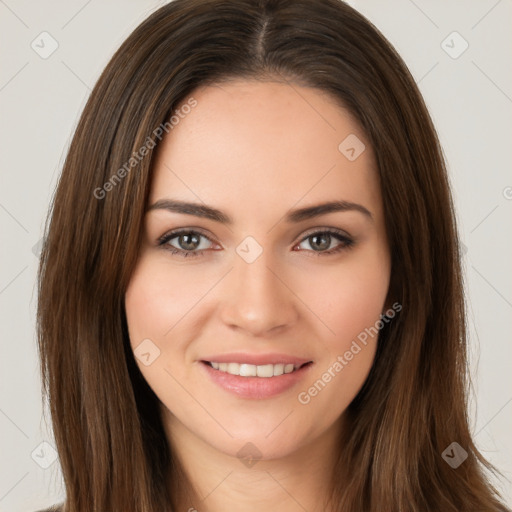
(158, 227), (219, 245)
(157, 226), (354, 258)
(296, 226), (352, 243)
(158, 226), (352, 244)
(157, 228), (222, 258)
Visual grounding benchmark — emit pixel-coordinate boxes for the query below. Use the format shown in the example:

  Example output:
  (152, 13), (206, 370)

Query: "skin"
(125, 79), (391, 512)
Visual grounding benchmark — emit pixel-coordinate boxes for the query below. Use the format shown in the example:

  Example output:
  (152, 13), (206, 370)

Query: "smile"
(205, 361), (309, 378)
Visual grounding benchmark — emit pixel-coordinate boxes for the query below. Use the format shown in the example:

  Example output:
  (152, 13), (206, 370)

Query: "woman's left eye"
(295, 230), (354, 255)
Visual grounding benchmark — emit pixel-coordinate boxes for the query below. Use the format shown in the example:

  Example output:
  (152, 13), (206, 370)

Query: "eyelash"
(157, 228), (355, 258)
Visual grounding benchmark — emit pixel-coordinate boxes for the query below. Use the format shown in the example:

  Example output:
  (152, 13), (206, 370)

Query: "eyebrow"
(147, 199), (373, 224)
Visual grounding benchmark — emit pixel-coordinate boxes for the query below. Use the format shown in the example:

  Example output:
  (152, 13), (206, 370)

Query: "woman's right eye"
(158, 230), (217, 258)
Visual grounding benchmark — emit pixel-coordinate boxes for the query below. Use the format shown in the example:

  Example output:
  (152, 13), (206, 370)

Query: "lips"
(201, 353), (312, 378)
(199, 353), (314, 399)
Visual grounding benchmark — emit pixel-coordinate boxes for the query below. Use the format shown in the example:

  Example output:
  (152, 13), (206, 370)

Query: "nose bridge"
(219, 244), (298, 335)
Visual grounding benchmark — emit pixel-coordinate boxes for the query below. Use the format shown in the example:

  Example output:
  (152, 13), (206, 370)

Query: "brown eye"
(296, 230), (354, 255)
(175, 232), (201, 251)
(158, 230), (216, 257)
(309, 233), (332, 251)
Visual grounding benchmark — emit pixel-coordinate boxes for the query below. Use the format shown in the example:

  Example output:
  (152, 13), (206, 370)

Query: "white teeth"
(256, 364), (273, 377)
(208, 361), (303, 377)
(227, 362), (240, 374)
(284, 363), (294, 374)
(239, 363), (256, 377)
(273, 364), (284, 376)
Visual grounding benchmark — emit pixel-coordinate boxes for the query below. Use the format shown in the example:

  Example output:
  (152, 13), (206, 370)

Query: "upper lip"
(200, 353), (312, 366)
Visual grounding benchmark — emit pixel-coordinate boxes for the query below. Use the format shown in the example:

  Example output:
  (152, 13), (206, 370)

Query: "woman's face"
(125, 79), (391, 461)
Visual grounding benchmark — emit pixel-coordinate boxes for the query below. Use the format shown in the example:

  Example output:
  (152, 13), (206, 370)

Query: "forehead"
(149, 79), (381, 223)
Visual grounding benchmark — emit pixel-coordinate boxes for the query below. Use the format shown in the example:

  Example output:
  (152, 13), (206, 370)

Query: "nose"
(219, 250), (299, 337)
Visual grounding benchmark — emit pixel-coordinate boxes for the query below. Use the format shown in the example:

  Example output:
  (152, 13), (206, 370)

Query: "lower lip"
(199, 361), (313, 400)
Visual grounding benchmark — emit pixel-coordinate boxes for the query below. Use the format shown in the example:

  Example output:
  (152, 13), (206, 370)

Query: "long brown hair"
(37, 0), (509, 510)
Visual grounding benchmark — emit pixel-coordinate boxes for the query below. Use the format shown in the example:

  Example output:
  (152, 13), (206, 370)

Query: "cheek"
(291, 251), (389, 410)
(296, 250), (390, 345)
(124, 256), (212, 346)
(124, 257), (209, 412)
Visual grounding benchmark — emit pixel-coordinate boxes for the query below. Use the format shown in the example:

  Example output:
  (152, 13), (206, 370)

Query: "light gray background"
(0, 1), (510, 510)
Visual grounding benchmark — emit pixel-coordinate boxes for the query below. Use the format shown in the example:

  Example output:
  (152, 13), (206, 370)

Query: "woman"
(36, 0), (510, 510)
